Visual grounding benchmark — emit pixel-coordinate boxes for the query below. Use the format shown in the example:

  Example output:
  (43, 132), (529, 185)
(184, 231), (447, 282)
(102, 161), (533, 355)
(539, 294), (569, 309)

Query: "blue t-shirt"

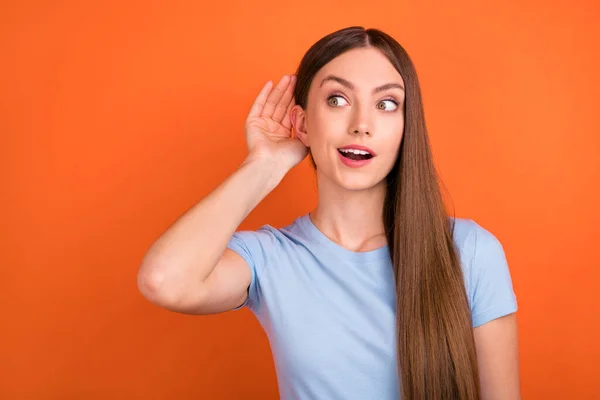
(226, 214), (518, 400)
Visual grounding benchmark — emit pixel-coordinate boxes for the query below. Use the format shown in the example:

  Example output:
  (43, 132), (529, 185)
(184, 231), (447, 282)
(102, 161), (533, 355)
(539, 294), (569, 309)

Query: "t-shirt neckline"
(299, 213), (391, 262)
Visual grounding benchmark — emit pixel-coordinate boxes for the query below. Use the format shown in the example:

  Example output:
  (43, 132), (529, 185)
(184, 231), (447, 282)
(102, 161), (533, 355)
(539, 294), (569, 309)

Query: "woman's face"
(294, 47), (406, 191)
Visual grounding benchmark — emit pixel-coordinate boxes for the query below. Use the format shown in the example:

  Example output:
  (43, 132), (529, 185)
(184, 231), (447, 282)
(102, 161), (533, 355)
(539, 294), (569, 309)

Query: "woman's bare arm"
(474, 313), (522, 399)
(137, 75), (307, 314)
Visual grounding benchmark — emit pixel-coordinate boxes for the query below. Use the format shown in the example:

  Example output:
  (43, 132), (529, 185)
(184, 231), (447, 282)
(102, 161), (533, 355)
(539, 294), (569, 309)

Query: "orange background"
(1, 0), (599, 398)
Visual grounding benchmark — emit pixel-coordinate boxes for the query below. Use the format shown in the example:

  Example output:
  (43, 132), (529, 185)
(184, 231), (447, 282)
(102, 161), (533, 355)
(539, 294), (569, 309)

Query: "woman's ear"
(290, 105), (309, 147)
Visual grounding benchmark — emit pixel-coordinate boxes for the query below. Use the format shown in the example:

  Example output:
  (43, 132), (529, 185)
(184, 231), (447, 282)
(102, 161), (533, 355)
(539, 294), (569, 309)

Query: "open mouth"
(338, 148), (374, 161)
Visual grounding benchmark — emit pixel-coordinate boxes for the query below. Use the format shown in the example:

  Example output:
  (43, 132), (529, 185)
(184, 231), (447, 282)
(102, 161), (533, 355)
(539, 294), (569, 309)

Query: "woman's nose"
(349, 127), (370, 136)
(348, 109), (372, 136)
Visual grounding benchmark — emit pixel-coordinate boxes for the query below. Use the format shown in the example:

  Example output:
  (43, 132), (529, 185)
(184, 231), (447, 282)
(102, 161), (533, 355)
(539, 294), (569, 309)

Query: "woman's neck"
(310, 176), (388, 252)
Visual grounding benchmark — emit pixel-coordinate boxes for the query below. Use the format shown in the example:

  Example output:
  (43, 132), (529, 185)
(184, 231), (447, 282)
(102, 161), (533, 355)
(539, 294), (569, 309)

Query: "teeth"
(339, 149), (371, 155)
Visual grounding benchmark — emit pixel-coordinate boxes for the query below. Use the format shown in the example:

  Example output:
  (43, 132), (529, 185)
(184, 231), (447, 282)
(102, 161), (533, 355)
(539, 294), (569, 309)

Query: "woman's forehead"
(313, 47), (404, 90)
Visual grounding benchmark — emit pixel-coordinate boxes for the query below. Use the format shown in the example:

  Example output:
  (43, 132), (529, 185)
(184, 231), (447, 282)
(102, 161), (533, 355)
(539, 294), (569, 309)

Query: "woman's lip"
(337, 151), (374, 168)
(338, 144), (377, 156)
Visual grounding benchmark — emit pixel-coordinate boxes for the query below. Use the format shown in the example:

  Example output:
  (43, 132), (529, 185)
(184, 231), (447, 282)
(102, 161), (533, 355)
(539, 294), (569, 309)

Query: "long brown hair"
(293, 27), (481, 399)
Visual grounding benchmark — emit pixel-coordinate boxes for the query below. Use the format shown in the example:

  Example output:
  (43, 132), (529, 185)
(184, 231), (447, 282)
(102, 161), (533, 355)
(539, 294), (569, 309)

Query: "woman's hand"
(244, 75), (308, 171)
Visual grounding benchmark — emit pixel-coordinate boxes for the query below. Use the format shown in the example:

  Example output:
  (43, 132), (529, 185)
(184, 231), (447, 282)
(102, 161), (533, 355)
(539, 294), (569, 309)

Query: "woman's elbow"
(136, 259), (203, 313)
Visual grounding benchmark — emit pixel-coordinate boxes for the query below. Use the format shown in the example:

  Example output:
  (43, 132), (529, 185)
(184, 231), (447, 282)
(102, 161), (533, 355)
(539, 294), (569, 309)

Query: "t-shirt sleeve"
(226, 226), (275, 312)
(469, 223), (518, 328)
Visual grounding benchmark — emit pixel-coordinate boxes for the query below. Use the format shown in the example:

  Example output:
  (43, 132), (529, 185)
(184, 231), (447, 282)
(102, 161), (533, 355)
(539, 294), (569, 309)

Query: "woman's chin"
(335, 176), (387, 193)
(315, 166), (387, 193)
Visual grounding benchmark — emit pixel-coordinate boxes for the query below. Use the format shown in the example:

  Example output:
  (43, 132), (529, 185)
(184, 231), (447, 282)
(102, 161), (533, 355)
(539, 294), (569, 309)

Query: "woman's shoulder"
(449, 217), (518, 326)
(449, 217), (513, 297)
(230, 214), (310, 248)
(449, 216), (506, 266)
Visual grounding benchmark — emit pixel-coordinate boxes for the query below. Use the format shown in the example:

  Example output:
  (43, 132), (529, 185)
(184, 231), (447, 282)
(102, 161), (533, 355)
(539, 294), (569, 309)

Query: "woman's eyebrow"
(319, 75), (405, 93)
(373, 82), (405, 93)
(320, 75), (354, 89)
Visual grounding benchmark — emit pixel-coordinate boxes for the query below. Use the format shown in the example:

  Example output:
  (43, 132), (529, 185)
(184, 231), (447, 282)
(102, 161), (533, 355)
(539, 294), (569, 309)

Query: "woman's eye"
(328, 95), (348, 107)
(377, 99), (399, 111)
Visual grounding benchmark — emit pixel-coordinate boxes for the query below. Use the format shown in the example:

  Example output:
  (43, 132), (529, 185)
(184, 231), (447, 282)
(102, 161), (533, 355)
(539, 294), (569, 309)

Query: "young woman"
(137, 26), (520, 399)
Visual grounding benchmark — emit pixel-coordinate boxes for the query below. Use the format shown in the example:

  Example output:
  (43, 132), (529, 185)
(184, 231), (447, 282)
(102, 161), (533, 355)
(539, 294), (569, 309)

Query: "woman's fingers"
(247, 80), (273, 120)
(272, 75), (296, 123)
(261, 75), (291, 119)
(281, 97), (295, 131)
